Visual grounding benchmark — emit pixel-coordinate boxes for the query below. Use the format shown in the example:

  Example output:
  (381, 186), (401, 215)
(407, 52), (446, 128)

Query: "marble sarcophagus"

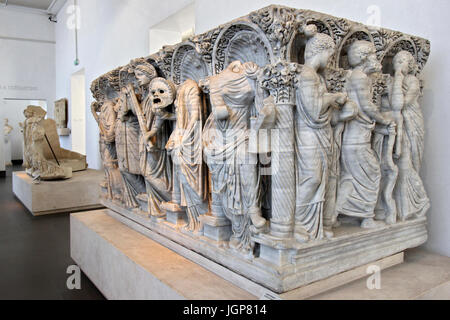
(90, 5), (431, 293)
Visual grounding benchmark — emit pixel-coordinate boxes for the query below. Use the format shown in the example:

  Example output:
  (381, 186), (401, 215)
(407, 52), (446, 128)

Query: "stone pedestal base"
(162, 202), (187, 227)
(99, 199), (428, 293)
(57, 128), (71, 136)
(70, 210), (256, 300)
(71, 210), (450, 300)
(13, 170), (104, 216)
(200, 215), (232, 242)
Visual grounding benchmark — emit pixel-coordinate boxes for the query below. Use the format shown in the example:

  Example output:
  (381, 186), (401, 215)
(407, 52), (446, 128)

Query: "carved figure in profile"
(336, 41), (396, 228)
(125, 76), (175, 217)
(202, 61), (265, 254)
(293, 25), (349, 242)
(389, 51), (430, 221)
(115, 60), (157, 208)
(91, 99), (124, 202)
(166, 79), (208, 234)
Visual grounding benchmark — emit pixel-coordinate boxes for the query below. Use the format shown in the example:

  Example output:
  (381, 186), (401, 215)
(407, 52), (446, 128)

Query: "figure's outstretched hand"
(388, 121), (397, 135)
(335, 92), (348, 105)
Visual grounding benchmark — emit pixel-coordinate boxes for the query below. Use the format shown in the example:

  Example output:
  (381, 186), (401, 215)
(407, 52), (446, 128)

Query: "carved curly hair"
(347, 40), (376, 67)
(303, 24), (336, 60)
(393, 50), (418, 75)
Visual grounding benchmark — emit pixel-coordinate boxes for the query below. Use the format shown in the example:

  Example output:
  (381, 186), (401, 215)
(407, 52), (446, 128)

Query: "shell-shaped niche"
(224, 30), (271, 68)
(213, 23), (273, 74)
(172, 44), (210, 85)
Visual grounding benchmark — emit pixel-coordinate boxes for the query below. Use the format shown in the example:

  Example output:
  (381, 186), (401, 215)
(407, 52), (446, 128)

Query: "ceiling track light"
(48, 14), (57, 23)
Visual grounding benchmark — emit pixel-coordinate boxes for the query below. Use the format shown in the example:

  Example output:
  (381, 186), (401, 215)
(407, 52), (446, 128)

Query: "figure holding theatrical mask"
(115, 60), (157, 208)
(124, 75), (175, 218)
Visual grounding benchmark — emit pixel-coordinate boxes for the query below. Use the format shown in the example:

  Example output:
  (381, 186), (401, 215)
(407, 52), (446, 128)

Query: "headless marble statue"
(202, 61), (265, 254)
(167, 79), (209, 234)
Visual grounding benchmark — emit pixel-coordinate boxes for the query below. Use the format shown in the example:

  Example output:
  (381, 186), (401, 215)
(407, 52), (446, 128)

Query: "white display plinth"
(13, 170), (104, 216)
(70, 210), (257, 300)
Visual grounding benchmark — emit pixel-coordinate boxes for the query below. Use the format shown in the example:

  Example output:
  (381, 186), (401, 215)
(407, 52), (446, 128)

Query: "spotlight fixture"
(48, 14), (57, 23)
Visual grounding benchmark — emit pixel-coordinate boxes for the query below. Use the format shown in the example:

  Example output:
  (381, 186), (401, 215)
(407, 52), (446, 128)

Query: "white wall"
(55, 0), (194, 169)
(149, 2), (196, 54)
(195, 0), (450, 257)
(0, 9), (56, 163)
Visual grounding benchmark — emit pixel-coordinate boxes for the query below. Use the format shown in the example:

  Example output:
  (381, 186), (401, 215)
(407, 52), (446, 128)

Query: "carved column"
(260, 61), (299, 239)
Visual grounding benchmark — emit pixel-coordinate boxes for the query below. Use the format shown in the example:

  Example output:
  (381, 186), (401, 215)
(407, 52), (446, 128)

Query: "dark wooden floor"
(0, 165), (105, 300)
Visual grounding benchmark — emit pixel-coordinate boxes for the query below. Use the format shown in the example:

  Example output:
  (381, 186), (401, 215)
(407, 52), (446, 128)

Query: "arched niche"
(287, 20), (334, 64)
(336, 28), (374, 70)
(91, 67), (122, 102)
(380, 38), (418, 76)
(171, 43), (211, 85)
(212, 22), (274, 74)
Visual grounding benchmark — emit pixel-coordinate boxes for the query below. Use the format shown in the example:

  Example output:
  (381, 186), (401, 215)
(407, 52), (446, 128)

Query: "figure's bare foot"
(229, 237), (240, 250)
(332, 220), (341, 228)
(324, 228), (334, 239)
(161, 201), (183, 212)
(250, 211), (266, 229)
(385, 214), (396, 225)
(136, 193), (148, 202)
(294, 229), (310, 243)
(361, 218), (385, 229)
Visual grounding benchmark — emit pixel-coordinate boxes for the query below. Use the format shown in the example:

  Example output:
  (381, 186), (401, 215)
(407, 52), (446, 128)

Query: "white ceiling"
(0, 0), (67, 14)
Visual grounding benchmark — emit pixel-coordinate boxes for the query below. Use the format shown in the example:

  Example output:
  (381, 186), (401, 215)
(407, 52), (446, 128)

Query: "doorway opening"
(70, 69), (86, 155)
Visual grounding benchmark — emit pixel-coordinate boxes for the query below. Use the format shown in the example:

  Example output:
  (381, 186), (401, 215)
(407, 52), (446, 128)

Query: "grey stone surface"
(72, 210), (450, 300)
(71, 210), (257, 300)
(13, 170), (104, 216)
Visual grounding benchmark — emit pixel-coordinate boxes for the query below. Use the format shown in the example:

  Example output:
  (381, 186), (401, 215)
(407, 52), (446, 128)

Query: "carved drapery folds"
(90, 5), (431, 292)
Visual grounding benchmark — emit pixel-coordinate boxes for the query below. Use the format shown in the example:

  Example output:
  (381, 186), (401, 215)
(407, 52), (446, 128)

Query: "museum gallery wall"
(90, 5), (431, 293)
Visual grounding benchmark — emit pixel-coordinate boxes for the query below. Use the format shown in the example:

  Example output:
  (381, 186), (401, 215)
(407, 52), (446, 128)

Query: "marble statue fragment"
(54, 98), (70, 136)
(22, 106), (87, 180)
(3, 118), (13, 166)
